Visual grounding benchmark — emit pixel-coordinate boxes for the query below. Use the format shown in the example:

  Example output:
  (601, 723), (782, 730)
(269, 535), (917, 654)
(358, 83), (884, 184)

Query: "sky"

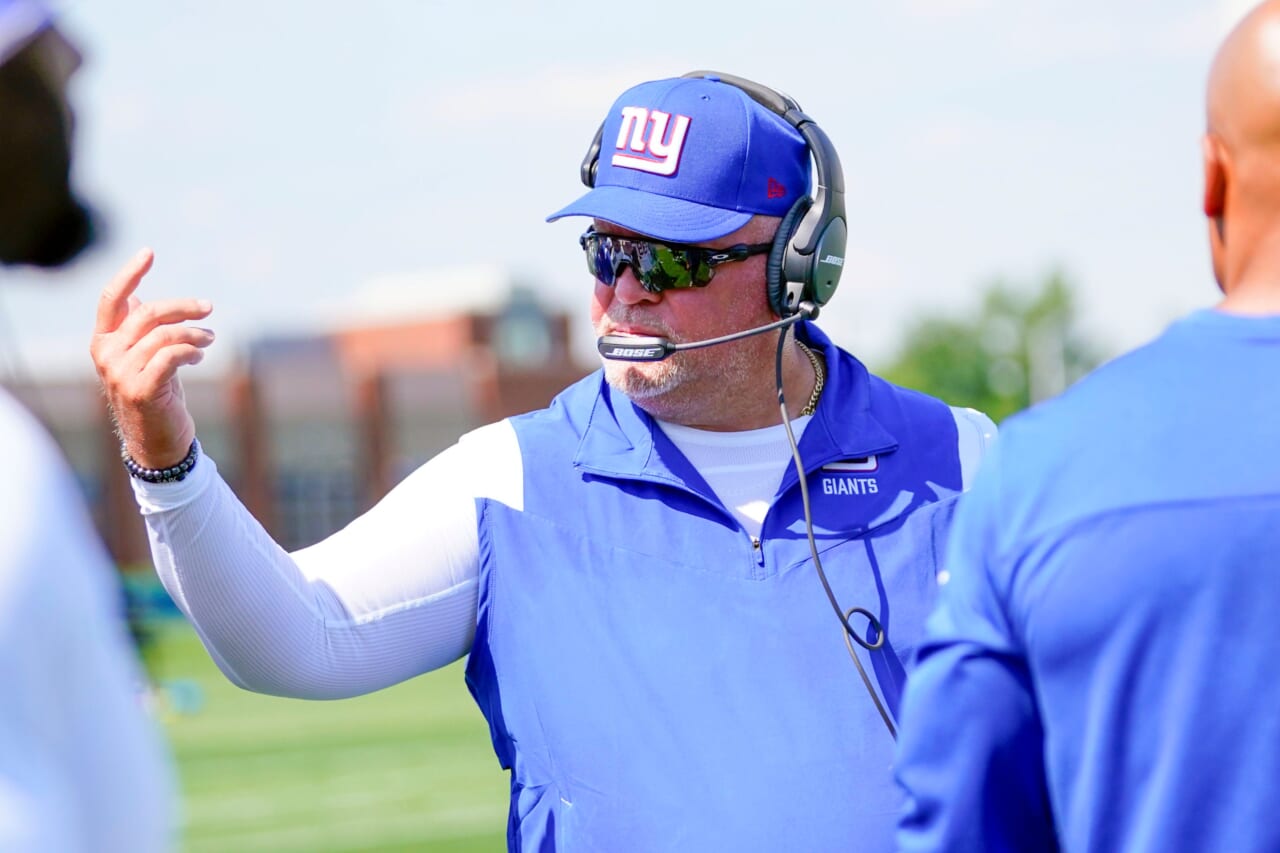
(0, 0), (1261, 381)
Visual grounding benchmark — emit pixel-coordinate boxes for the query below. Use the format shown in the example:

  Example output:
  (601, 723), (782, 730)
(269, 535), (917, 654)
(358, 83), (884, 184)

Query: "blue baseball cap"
(0, 0), (51, 66)
(547, 75), (811, 243)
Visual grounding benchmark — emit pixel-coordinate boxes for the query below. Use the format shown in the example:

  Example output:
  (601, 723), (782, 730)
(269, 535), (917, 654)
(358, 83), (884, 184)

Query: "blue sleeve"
(894, 442), (1059, 852)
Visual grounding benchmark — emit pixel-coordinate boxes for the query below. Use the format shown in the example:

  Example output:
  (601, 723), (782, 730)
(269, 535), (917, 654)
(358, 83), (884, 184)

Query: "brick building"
(6, 279), (590, 566)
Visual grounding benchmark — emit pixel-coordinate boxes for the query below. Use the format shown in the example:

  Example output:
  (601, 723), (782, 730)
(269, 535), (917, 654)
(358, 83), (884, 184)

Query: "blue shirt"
(465, 323), (992, 851)
(895, 310), (1280, 852)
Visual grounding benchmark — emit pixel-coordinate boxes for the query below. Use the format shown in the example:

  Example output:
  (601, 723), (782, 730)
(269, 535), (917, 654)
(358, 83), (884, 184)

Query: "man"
(894, 4), (1280, 850)
(92, 73), (993, 851)
(0, 1), (174, 849)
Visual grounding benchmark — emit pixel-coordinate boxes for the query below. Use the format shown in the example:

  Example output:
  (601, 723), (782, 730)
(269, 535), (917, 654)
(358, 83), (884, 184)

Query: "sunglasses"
(580, 228), (773, 294)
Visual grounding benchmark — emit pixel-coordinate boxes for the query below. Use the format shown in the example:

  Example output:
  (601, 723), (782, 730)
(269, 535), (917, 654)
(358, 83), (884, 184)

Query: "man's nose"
(610, 264), (662, 306)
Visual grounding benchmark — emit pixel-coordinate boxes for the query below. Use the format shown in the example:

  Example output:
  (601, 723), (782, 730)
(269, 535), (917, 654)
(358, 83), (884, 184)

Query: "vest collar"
(573, 322), (899, 488)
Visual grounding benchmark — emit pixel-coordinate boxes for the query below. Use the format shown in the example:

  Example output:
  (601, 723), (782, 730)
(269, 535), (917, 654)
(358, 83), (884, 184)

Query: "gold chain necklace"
(795, 340), (825, 416)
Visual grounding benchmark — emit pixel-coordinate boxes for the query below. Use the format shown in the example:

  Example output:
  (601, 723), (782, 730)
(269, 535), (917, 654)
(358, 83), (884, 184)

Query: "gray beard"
(594, 300), (776, 422)
(599, 341), (763, 425)
(602, 356), (688, 400)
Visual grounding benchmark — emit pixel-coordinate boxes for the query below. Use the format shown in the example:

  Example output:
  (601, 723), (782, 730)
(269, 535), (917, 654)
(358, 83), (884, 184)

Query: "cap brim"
(546, 185), (753, 243)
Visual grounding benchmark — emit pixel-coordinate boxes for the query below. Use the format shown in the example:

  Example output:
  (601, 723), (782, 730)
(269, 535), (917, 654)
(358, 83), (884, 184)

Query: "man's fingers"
(125, 324), (215, 376)
(95, 248), (155, 335)
(113, 297), (213, 348)
(103, 325), (213, 403)
(136, 344), (207, 391)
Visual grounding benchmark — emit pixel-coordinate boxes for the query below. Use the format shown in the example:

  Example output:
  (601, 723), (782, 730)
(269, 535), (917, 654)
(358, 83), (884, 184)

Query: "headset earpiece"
(580, 124), (604, 188)
(780, 190), (847, 315)
(767, 197), (812, 318)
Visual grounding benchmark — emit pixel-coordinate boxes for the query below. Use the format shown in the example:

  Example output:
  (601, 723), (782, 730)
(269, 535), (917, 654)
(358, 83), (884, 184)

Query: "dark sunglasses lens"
(583, 234), (617, 285)
(582, 232), (711, 293)
(636, 243), (696, 292)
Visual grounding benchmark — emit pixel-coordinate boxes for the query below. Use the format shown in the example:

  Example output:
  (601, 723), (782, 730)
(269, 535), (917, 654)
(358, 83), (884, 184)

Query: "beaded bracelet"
(121, 438), (200, 483)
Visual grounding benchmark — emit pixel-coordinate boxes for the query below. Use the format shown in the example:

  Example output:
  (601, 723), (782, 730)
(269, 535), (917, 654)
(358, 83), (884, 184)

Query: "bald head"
(1209, 1), (1280, 148)
(1203, 0), (1280, 309)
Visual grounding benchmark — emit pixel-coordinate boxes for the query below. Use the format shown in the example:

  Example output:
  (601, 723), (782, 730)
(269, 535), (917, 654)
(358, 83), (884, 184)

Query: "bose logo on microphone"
(820, 254), (844, 267)
(606, 345), (665, 359)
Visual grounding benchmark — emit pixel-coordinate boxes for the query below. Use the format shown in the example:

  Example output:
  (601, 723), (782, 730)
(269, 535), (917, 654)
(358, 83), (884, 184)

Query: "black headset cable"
(774, 326), (897, 739)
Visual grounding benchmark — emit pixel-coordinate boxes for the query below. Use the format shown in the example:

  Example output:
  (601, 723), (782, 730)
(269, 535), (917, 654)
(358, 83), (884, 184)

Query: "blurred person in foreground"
(894, 3), (1280, 850)
(91, 71), (994, 851)
(0, 1), (174, 850)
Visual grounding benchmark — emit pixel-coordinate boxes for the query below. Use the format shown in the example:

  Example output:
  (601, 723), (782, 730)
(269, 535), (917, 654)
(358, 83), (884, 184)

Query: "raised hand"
(90, 249), (216, 469)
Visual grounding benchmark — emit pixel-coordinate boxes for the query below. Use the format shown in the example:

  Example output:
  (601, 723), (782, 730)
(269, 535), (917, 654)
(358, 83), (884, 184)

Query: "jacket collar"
(573, 322), (899, 489)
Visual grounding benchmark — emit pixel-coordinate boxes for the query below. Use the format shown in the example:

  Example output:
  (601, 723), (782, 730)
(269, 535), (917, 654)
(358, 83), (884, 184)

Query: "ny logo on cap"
(611, 106), (691, 177)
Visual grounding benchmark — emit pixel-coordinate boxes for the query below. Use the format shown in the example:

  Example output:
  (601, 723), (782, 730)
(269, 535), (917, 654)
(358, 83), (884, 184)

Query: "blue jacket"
(895, 310), (1280, 852)
(466, 323), (990, 851)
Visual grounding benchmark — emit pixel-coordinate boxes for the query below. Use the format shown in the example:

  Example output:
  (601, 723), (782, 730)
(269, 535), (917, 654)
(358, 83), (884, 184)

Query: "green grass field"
(147, 621), (509, 852)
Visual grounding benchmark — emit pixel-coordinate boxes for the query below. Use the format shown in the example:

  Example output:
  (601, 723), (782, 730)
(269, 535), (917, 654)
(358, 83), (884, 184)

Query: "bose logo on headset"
(579, 70), (848, 321)
(605, 345), (666, 360)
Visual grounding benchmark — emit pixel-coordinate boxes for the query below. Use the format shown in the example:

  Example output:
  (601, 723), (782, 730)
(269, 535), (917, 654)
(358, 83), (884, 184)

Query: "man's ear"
(1202, 134), (1227, 219)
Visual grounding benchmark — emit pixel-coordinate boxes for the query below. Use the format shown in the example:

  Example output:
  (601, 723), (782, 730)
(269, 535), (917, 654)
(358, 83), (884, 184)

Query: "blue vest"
(466, 324), (966, 851)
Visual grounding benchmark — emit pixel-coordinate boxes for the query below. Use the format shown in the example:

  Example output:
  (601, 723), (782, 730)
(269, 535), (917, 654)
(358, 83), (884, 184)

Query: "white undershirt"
(656, 417), (811, 539)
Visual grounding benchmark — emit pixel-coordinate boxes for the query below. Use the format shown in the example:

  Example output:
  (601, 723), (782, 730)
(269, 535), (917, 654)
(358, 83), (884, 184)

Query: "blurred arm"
(0, 395), (175, 852)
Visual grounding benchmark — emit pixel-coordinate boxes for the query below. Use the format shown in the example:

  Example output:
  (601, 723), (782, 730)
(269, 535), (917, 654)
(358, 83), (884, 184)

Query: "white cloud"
(902, 0), (999, 19)
(1144, 0), (1259, 59)
(1152, 6), (1222, 58)
(93, 90), (152, 136)
(178, 186), (232, 230)
(390, 63), (682, 137)
(907, 113), (1062, 158)
(903, 3), (1224, 69)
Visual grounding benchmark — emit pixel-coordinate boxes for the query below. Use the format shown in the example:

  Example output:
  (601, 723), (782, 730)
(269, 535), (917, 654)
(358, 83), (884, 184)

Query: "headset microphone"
(597, 304), (818, 362)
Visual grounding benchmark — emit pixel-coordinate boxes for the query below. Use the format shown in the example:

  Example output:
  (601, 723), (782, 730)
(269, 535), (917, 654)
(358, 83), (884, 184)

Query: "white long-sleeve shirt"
(133, 421), (521, 699)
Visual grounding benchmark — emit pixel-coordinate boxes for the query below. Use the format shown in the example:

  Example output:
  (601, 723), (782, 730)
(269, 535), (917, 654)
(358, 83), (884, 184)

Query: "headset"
(578, 69), (849, 323)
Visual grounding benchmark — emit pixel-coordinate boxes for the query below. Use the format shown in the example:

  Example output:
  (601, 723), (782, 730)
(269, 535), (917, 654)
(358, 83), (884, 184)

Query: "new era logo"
(767, 177), (786, 199)
(611, 107), (691, 177)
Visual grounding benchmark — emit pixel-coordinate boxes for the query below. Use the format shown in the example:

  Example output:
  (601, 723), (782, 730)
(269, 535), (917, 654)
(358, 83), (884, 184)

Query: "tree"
(879, 272), (1104, 423)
